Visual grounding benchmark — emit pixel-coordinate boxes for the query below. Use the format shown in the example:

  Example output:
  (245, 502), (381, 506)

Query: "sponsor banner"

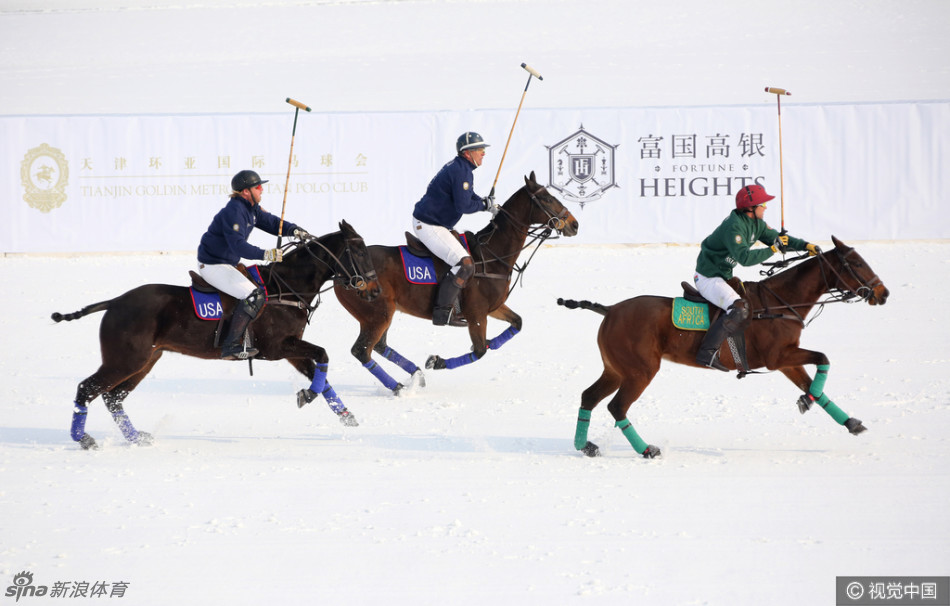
(2, 102), (946, 253)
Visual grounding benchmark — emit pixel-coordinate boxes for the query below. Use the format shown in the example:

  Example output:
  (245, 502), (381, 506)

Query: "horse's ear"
(529, 170), (536, 184)
(831, 235), (845, 249)
(340, 219), (352, 233)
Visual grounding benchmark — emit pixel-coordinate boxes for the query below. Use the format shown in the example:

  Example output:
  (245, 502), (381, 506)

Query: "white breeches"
(411, 218), (470, 269)
(198, 263), (256, 300)
(693, 273), (741, 311)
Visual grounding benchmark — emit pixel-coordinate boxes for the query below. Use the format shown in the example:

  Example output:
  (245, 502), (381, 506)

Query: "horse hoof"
(580, 441), (600, 457)
(425, 355), (446, 370)
(133, 432), (154, 446)
(338, 411), (359, 427)
(641, 445), (661, 459)
(797, 393), (815, 414)
(297, 388), (317, 409)
(78, 434), (98, 450)
(410, 369), (426, 388)
(845, 418), (867, 435)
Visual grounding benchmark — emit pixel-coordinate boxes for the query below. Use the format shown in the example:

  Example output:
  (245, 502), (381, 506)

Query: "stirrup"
(697, 350), (729, 372)
(221, 344), (259, 360)
(432, 306), (467, 327)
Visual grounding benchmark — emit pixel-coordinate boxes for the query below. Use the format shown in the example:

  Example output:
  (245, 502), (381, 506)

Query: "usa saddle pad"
(398, 234), (470, 285)
(672, 297), (710, 331)
(189, 265), (266, 320)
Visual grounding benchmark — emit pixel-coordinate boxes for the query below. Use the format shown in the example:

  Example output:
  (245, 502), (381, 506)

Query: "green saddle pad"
(672, 298), (710, 331)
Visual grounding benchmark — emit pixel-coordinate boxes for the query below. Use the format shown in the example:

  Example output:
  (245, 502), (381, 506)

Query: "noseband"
(821, 246), (883, 303)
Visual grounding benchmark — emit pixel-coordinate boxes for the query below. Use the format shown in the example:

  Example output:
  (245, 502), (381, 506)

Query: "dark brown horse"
(558, 236), (889, 458)
(332, 172), (579, 394)
(52, 220), (380, 450)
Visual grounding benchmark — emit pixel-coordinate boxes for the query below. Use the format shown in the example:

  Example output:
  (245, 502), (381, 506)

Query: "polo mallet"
(278, 97), (312, 247)
(488, 63), (544, 198)
(764, 86), (791, 235)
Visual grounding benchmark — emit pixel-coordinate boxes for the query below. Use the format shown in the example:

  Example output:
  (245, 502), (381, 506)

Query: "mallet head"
(521, 63), (543, 81)
(286, 97), (312, 112)
(764, 87), (791, 96)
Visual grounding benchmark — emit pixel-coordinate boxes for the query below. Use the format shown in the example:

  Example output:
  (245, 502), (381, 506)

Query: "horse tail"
(51, 300), (111, 323)
(556, 298), (610, 316)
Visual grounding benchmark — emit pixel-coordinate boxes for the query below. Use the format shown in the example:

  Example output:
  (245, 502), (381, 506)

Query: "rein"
(753, 247), (882, 327)
(264, 233), (375, 322)
(474, 185), (566, 295)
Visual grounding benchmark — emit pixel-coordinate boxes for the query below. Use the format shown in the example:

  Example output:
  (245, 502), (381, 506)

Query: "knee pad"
(241, 287), (266, 316)
(451, 257), (475, 287)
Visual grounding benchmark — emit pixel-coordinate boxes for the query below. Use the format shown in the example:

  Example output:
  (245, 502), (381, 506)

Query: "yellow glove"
(264, 248), (283, 263)
(805, 242), (821, 256)
(770, 234), (789, 254)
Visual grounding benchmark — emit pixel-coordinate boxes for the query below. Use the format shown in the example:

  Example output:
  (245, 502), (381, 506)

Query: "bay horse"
(51, 220), (380, 450)
(332, 172), (579, 394)
(558, 236), (889, 458)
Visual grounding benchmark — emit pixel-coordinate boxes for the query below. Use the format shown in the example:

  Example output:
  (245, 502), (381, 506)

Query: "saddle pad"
(672, 297), (710, 331)
(189, 265), (267, 321)
(398, 234), (470, 285)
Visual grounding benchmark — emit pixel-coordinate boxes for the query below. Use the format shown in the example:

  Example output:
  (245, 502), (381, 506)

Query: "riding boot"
(432, 275), (466, 327)
(695, 313), (731, 371)
(695, 300), (749, 372)
(221, 291), (263, 360)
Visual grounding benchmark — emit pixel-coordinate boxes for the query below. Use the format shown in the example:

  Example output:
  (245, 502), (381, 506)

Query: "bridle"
(820, 245), (883, 303)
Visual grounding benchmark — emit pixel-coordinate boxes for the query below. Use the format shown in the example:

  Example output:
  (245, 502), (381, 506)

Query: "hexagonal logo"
(547, 125), (618, 207)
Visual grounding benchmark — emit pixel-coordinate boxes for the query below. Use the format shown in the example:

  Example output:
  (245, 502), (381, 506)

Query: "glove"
(293, 227), (311, 240)
(483, 195), (499, 217)
(264, 248), (283, 263)
(805, 242), (822, 256)
(770, 234), (789, 254)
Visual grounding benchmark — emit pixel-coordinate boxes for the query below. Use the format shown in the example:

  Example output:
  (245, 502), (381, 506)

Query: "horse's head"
(506, 171), (579, 237)
(335, 220), (380, 300)
(823, 235), (889, 305)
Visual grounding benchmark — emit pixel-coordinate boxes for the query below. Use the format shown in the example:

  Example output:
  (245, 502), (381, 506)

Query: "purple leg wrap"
(443, 352), (479, 370)
(381, 346), (419, 375)
(70, 403), (88, 442)
(488, 327), (520, 350)
(308, 363), (328, 394)
(363, 360), (400, 391)
(321, 382), (346, 415)
(112, 411), (139, 442)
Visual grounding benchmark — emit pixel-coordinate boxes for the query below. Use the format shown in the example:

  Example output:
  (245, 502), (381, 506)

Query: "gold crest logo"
(21, 143), (69, 213)
(735, 235), (743, 244)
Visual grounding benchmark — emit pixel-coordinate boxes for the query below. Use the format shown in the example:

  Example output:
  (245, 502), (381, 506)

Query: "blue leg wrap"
(363, 360), (400, 391)
(488, 327), (520, 351)
(321, 382), (346, 415)
(112, 411), (139, 442)
(443, 352), (479, 370)
(381, 346), (419, 375)
(308, 363), (328, 394)
(70, 403), (88, 442)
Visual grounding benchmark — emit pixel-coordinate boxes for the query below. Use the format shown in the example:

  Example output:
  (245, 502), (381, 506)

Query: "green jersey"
(695, 210), (806, 280)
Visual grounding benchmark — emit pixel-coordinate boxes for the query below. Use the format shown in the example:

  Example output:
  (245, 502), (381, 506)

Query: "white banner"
(3, 101), (947, 253)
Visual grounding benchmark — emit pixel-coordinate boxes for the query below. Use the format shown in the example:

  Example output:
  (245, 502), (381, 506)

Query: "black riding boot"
(695, 300), (749, 372)
(432, 275), (466, 327)
(221, 292), (263, 360)
(695, 313), (731, 371)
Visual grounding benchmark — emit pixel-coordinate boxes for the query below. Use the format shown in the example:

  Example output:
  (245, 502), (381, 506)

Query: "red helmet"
(735, 184), (774, 210)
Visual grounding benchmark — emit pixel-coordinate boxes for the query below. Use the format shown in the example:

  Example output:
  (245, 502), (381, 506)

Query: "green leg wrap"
(616, 418), (649, 454)
(808, 364), (830, 398)
(817, 393), (850, 425)
(574, 408), (592, 450)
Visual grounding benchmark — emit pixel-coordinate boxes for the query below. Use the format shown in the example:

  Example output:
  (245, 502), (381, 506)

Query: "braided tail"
(51, 300), (112, 323)
(556, 298), (610, 317)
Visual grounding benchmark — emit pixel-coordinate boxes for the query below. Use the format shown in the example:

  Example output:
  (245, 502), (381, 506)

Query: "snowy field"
(2, 239), (949, 604)
(3, 0), (949, 603)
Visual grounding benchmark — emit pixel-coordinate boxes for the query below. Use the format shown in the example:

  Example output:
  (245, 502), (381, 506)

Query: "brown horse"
(558, 236), (889, 458)
(332, 172), (579, 394)
(52, 221), (380, 450)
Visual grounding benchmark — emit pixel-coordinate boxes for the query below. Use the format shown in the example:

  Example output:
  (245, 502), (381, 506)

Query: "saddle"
(404, 230), (465, 258)
(681, 277), (752, 377)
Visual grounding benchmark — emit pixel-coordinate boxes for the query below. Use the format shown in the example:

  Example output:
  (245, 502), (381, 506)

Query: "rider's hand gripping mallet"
(488, 63), (544, 198)
(764, 86), (791, 236)
(278, 97), (312, 248)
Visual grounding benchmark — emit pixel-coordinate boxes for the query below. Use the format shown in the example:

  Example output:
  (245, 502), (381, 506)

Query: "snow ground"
(2, 240), (948, 604)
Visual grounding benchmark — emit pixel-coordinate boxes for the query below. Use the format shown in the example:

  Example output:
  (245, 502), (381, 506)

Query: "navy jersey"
(412, 155), (485, 228)
(197, 196), (297, 266)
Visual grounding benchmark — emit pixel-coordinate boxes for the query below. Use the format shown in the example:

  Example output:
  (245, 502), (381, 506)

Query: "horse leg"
(373, 331), (425, 388)
(574, 370), (622, 457)
(486, 304), (522, 351)
(425, 305), (511, 371)
(99, 352), (163, 446)
(349, 321), (406, 394)
(777, 348), (866, 435)
(282, 341), (359, 426)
